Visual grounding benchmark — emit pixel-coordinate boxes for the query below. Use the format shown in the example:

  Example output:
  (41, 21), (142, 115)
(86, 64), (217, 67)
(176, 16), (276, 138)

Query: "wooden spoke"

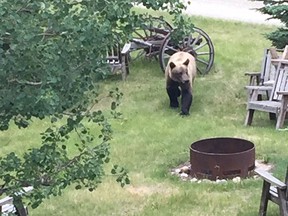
(194, 42), (208, 51)
(196, 58), (209, 65)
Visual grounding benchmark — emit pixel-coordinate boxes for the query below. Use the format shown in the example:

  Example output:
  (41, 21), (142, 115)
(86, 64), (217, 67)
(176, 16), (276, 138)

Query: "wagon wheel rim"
(159, 27), (214, 75)
(129, 17), (173, 63)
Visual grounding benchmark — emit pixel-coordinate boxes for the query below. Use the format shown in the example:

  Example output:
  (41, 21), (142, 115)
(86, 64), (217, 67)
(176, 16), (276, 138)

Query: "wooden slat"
(285, 166), (288, 186)
(248, 100), (280, 108)
(245, 86), (273, 91)
(263, 51), (272, 82)
(277, 71), (287, 101)
(282, 45), (288, 60)
(274, 68), (285, 101)
(2, 204), (16, 214)
(272, 66), (288, 101)
(245, 72), (261, 76)
(247, 101), (280, 113)
(270, 186), (279, 197)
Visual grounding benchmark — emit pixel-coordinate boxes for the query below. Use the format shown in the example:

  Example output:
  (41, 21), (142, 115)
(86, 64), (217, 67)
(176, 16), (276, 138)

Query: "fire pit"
(190, 137), (255, 180)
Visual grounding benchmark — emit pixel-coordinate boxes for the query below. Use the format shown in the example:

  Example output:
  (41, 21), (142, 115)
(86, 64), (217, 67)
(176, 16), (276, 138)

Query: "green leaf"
(51, 117), (58, 123)
(111, 169), (116, 174)
(75, 185), (82, 190)
(111, 101), (117, 110)
(125, 177), (130, 184)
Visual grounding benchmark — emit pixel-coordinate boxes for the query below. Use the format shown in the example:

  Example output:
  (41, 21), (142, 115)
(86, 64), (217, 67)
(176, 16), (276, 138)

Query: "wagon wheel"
(129, 17), (173, 62)
(159, 27), (214, 75)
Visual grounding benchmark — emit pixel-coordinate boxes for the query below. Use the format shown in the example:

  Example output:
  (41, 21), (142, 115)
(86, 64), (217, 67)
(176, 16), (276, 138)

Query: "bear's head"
(169, 59), (190, 83)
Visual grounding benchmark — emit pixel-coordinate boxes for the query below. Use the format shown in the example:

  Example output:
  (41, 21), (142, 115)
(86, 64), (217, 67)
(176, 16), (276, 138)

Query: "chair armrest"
(255, 169), (286, 189)
(277, 91), (288, 96)
(245, 72), (261, 76)
(271, 59), (288, 65)
(263, 80), (275, 86)
(245, 86), (273, 91)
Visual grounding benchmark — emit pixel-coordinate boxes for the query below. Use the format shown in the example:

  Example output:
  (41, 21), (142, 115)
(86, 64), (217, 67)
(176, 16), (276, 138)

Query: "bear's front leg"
(180, 85), (193, 115)
(166, 80), (181, 108)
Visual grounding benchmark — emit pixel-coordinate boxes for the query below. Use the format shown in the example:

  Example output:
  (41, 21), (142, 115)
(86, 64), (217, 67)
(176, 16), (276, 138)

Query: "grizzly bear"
(165, 51), (197, 115)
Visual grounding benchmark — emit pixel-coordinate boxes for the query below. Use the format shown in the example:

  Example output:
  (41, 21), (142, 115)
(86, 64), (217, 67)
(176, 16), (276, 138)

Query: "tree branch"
(8, 79), (42, 86)
(37, 33), (57, 36)
(55, 151), (87, 174)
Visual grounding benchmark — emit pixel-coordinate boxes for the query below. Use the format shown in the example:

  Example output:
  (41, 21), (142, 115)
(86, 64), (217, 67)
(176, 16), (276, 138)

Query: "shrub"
(253, 0), (288, 48)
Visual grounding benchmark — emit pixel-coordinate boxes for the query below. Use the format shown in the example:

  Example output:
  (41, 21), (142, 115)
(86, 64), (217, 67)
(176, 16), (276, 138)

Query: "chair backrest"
(106, 44), (122, 65)
(260, 48), (273, 84)
(260, 46), (288, 86)
(270, 64), (288, 101)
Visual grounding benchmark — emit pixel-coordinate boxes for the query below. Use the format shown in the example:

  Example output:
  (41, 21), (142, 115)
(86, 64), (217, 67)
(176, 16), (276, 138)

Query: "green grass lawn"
(1, 11), (288, 216)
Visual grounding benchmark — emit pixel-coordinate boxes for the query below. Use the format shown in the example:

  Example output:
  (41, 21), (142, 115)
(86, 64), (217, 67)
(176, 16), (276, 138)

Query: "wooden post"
(259, 181), (270, 216)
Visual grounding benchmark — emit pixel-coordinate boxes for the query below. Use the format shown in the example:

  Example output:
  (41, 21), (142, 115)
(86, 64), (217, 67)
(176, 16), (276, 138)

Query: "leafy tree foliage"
(253, 0), (288, 48)
(0, 0), (191, 210)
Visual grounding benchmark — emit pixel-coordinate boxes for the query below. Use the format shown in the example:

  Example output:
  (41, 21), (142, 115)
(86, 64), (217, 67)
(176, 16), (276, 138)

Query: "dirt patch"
(255, 160), (274, 172)
(170, 160), (273, 183)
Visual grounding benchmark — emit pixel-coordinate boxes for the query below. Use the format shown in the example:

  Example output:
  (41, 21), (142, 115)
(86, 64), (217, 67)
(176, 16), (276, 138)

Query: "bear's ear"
(169, 62), (176, 70)
(183, 59), (189, 66)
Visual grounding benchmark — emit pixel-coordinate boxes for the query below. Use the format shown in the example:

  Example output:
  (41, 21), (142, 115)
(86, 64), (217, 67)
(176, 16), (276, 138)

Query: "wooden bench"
(106, 43), (131, 81)
(0, 187), (33, 216)
(245, 61), (288, 129)
(255, 167), (288, 216)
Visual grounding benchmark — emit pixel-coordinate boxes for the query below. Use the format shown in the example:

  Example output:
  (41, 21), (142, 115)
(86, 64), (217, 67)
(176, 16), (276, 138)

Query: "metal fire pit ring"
(190, 137), (255, 180)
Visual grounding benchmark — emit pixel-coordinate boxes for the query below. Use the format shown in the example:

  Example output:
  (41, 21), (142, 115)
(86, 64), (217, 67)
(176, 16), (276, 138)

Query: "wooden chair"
(0, 196), (28, 216)
(255, 167), (288, 216)
(0, 186), (32, 216)
(246, 46), (288, 87)
(106, 43), (131, 81)
(245, 46), (288, 101)
(245, 61), (288, 129)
